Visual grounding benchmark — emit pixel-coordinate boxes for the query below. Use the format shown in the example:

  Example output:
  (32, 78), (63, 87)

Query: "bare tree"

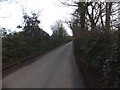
(105, 2), (113, 31)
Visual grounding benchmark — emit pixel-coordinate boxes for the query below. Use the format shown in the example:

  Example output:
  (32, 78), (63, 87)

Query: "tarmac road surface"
(3, 42), (85, 88)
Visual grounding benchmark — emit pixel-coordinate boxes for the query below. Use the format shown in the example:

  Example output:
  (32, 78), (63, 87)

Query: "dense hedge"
(2, 13), (72, 69)
(73, 31), (120, 88)
(2, 28), (71, 69)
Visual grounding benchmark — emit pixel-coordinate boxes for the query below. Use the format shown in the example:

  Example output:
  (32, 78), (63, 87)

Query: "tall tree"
(105, 2), (113, 31)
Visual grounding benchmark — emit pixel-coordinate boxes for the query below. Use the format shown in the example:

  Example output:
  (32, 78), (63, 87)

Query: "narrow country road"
(3, 42), (85, 88)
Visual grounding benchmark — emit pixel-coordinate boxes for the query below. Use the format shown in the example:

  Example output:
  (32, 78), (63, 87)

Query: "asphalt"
(3, 42), (85, 88)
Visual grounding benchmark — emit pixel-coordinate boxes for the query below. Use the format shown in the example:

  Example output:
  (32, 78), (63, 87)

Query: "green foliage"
(2, 29), (50, 67)
(74, 31), (120, 87)
(69, 0), (119, 88)
(2, 14), (71, 69)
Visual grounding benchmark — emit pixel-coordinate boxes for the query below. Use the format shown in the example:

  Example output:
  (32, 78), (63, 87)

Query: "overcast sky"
(0, 0), (75, 35)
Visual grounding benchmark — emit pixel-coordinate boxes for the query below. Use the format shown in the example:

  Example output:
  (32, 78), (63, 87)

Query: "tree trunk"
(105, 2), (112, 32)
(78, 2), (86, 31)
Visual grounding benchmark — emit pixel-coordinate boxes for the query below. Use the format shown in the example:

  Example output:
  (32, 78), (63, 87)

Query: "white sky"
(0, 0), (75, 35)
